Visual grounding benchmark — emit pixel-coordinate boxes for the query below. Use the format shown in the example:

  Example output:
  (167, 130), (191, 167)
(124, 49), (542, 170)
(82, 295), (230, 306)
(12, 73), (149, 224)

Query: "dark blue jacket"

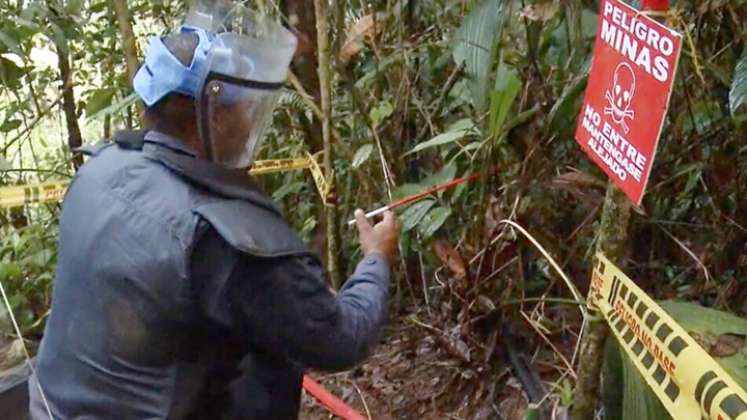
(29, 130), (390, 419)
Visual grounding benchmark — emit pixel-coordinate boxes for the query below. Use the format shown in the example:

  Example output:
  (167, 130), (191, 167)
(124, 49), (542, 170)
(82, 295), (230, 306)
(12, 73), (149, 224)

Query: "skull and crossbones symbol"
(604, 62), (636, 134)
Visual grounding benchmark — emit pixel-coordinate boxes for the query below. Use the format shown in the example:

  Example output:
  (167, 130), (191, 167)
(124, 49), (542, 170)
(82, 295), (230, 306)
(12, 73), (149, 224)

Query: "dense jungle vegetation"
(0, 0), (746, 418)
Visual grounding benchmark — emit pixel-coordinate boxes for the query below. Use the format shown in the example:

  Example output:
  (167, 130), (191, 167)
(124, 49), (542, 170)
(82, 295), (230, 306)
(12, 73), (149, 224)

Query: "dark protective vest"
(31, 130), (314, 419)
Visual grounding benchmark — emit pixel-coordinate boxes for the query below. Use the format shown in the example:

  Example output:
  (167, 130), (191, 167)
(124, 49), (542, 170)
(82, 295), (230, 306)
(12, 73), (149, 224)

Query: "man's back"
(30, 131), (395, 419)
(31, 134), (221, 418)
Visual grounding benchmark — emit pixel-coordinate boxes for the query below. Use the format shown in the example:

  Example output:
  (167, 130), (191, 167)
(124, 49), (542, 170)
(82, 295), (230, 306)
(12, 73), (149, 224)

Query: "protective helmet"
(133, 1), (297, 168)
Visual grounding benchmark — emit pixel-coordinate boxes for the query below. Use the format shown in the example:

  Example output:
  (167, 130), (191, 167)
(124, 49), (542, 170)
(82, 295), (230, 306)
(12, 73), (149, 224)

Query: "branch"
(314, 0), (341, 287)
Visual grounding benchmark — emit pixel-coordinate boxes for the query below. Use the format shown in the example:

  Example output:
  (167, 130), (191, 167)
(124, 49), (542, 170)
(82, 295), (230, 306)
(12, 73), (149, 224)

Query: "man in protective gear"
(29, 2), (399, 419)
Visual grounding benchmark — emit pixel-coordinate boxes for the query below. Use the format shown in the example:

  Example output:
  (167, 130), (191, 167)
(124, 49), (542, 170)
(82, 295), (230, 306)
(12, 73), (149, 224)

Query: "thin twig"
(657, 225), (712, 284)
(520, 311), (576, 379)
(347, 379), (372, 420)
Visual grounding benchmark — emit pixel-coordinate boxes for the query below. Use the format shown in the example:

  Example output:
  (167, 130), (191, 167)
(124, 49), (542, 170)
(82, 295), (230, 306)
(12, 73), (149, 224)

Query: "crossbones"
(604, 62), (636, 134)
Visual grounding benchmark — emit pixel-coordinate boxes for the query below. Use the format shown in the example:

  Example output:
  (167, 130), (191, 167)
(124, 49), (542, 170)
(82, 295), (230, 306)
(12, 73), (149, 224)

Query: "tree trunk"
(54, 36), (83, 170)
(285, 0), (324, 153)
(313, 0), (341, 288)
(111, 0), (143, 122)
(571, 184), (633, 420)
(284, 0), (330, 261)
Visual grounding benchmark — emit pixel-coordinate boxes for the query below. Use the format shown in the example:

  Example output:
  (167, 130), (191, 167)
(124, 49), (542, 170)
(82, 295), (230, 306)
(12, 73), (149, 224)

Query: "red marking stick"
(347, 172), (482, 226)
(302, 375), (366, 420)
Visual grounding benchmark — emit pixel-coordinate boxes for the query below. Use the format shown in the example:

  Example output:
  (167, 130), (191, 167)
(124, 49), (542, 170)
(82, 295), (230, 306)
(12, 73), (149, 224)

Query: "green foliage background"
(0, 0), (746, 415)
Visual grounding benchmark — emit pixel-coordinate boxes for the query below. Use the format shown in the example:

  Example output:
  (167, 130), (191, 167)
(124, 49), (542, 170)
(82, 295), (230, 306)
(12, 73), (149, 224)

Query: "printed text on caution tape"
(589, 254), (747, 420)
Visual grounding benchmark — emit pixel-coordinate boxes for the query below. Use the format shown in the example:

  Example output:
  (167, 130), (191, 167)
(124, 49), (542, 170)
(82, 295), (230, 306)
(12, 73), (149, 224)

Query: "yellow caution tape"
(249, 158), (313, 176)
(306, 152), (332, 204)
(0, 157), (319, 209)
(0, 181), (70, 208)
(589, 253), (747, 420)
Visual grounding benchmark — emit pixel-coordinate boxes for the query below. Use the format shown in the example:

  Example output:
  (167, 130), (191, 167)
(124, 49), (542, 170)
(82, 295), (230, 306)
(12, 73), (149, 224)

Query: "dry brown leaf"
(436, 333), (471, 363)
(431, 238), (467, 279)
(712, 334), (746, 358)
(691, 332), (746, 358)
(547, 171), (606, 206)
(339, 14), (378, 65)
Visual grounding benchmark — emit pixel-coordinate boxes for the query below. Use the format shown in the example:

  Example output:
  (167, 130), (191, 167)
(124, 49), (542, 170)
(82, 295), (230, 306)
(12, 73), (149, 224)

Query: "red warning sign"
(574, 0), (682, 205)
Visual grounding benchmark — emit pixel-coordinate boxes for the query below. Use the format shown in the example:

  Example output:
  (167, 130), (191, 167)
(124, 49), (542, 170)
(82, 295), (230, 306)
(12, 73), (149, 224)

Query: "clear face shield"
(188, 3), (297, 168)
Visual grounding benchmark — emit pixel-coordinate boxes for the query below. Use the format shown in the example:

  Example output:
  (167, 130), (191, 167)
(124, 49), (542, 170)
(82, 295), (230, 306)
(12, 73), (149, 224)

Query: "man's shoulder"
(194, 199), (312, 259)
(67, 143), (207, 242)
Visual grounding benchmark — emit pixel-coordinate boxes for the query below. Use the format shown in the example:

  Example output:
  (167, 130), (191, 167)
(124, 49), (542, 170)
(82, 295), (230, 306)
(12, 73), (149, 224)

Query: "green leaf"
(85, 88), (117, 116)
(0, 119), (22, 133)
(676, 100), (723, 135)
(421, 164), (457, 189)
(391, 183), (422, 201)
(730, 52), (747, 116)
(488, 62), (521, 137)
(0, 57), (24, 87)
(352, 144), (374, 168)
(370, 101), (393, 129)
(0, 29), (24, 58)
(452, 0), (505, 113)
(405, 118), (477, 156)
(417, 207), (452, 239)
(0, 262), (21, 282)
(88, 92), (138, 120)
(400, 200), (436, 232)
(272, 181), (304, 201)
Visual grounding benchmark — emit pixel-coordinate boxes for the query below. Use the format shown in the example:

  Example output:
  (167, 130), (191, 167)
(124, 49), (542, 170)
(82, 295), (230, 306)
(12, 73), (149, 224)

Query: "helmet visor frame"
(197, 71), (283, 168)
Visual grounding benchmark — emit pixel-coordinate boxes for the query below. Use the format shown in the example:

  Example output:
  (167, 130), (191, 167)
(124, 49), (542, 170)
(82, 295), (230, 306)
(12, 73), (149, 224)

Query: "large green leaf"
(352, 144), (374, 168)
(391, 183), (423, 201)
(0, 262), (21, 282)
(0, 29), (24, 57)
(417, 206), (452, 239)
(85, 88), (117, 116)
(452, 0), (505, 113)
(0, 57), (24, 87)
(405, 118), (477, 156)
(400, 200), (436, 232)
(730, 52), (747, 116)
(0, 119), (22, 133)
(488, 62), (521, 138)
(421, 164), (457, 189)
(272, 181), (304, 201)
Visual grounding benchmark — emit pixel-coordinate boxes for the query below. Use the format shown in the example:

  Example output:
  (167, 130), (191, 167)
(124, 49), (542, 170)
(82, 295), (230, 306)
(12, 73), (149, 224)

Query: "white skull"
(611, 63), (635, 115)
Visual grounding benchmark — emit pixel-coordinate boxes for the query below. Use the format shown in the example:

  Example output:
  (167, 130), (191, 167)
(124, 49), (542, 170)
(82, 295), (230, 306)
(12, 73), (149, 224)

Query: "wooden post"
(571, 185), (632, 420)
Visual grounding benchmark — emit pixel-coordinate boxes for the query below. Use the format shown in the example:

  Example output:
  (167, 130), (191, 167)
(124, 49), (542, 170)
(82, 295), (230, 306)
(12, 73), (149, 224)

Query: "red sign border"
(578, 0), (683, 206)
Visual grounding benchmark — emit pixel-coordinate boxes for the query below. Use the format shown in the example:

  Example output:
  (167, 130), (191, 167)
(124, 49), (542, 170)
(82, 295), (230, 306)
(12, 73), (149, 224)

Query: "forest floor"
(299, 302), (570, 420)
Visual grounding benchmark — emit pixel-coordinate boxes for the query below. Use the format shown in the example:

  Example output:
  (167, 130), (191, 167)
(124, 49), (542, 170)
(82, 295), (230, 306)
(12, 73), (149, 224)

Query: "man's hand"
(355, 209), (401, 265)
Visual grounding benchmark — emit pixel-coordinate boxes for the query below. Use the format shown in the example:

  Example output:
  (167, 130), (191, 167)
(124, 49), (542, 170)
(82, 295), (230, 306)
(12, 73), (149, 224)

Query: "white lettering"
(598, 2), (677, 82)
(652, 56), (669, 82)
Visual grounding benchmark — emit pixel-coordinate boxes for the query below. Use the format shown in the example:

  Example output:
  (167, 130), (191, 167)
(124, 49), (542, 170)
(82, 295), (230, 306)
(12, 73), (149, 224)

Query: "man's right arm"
(194, 209), (400, 371)
(227, 251), (390, 371)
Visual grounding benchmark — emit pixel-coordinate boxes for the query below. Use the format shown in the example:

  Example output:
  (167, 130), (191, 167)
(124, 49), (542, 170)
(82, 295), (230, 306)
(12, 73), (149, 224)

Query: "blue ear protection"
(133, 26), (213, 107)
